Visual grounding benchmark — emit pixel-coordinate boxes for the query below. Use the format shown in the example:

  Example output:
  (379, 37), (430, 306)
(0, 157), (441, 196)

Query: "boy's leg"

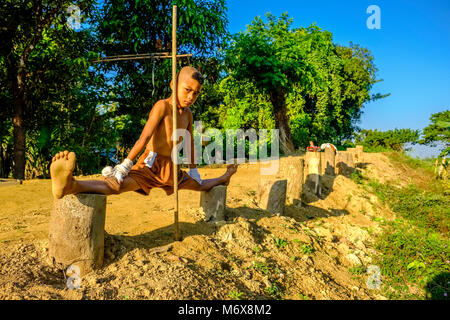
(70, 176), (140, 196)
(50, 150), (140, 198)
(181, 164), (238, 192)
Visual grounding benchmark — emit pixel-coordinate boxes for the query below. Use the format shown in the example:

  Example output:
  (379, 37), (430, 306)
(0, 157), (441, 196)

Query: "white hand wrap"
(102, 166), (115, 178)
(113, 158), (133, 183)
(188, 168), (202, 184)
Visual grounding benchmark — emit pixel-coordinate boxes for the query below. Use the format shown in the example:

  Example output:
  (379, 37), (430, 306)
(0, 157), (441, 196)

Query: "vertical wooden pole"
(172, 5), (181, 241)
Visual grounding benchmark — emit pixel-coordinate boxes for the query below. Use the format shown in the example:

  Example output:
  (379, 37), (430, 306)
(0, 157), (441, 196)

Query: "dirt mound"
(0, 153), (405, 300)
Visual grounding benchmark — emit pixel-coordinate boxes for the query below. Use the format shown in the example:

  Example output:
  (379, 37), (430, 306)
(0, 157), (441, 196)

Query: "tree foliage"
(94, 0), (228, 147)
(222, 13), (385, 152)
(0, 0), (100, 179)
(1, 6), (393, 178)
(0, 0), (229, 178)
(354, 129), (420, 152)
(420, 109), (450, 157)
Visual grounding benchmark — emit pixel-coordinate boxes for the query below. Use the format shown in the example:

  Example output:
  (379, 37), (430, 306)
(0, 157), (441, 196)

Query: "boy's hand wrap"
(188, 168), (202, 184)
(114, 158), (133, 183)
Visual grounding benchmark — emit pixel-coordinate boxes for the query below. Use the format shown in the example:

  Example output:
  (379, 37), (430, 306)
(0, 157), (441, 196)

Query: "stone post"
(279, 156), (304, 205)
(200, 185), (227, 222)
(323, 147), (335, 175)
(304, 151), (321, 196)
(258, 179), (287, 214)
(48, 194), (106, 276)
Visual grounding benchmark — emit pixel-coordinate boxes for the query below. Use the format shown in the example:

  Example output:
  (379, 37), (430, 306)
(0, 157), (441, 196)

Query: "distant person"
(306, 141), (321, 152)
(320, 143), (339, 154)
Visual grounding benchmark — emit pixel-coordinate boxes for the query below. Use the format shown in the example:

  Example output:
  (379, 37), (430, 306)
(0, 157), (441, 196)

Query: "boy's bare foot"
(223, 164), (238, 186)
(50, 150), (76, 199)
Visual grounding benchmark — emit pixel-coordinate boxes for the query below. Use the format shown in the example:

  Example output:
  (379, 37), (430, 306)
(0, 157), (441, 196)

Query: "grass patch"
(351, 169), (366, 185)
(349, 265), (367, 275)
(300, 243), (315, 255)
(229, 290), (244, 300)
(298, 293), (310, 300)
(253, 261), (270, 275)
(388, 152), (436, 174)
(273, 237), (288, 249)
(265, 281), (284, 300)
(368, 161), (449, 300)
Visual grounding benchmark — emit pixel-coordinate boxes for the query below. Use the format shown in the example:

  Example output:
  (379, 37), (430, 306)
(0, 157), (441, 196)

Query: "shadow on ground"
(425, 272), (450, 300)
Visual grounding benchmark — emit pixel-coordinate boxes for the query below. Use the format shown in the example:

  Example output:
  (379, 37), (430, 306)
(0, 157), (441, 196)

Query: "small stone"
(222, 232), (233, 241)
(346, 253), (362, 266)
(142, 289), (151, 296)
(215, 220), (226, 227)
(135, 260), (144, 267)
(109, 265), (118, 272)
(231, 269), (241, 276)
(263, 277), (272, 288)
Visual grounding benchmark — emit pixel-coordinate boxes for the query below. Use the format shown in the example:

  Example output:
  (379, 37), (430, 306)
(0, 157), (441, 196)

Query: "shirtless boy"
(50, 66), (238, 199)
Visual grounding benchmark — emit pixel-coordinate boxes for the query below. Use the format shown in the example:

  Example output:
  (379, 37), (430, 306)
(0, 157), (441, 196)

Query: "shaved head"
(171, 66), (203, 108)
(178, 66), (204, 85)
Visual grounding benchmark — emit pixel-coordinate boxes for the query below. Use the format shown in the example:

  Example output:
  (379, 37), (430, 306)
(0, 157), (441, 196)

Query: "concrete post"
(48, 194), (106, 276)
(200, 185), (227, 222)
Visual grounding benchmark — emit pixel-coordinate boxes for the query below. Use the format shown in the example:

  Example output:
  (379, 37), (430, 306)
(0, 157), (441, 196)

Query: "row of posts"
(256, 145), (364, 215)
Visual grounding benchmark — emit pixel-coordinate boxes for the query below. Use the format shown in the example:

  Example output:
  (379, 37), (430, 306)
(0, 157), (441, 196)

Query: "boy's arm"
(126, 100), (166, 161)
(112, 101), (166, 184)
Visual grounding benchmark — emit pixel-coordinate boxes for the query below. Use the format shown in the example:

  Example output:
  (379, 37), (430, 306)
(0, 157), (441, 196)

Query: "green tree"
(1, 0), (228, 179)
(420, 109), (450, 157)
(354, 129), (420, 152)
(0, 0), (98, 179)
(223, 13), (385, 153)
(94, 0), (228, 149)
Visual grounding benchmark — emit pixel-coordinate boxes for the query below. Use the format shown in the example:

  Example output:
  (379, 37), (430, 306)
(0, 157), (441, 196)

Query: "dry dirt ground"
(0, 153), (419, 300)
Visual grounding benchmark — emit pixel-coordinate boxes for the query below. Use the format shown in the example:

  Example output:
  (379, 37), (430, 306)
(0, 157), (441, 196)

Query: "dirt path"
(0, 153), (408, 300)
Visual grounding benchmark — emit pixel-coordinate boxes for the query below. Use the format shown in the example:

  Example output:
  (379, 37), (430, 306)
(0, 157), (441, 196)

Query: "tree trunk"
(269, 89), (295, 155)
(7, 55), (26, 180)
(13, 97), (26, 180)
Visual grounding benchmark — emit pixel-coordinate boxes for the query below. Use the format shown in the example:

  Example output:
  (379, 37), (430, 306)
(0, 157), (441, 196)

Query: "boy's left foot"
(223, 164), (238, 186)
(50, 151), (76, 199)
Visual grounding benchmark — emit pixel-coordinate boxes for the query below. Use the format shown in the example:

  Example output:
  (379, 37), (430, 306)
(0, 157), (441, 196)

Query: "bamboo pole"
(172, 5), (181, 241)
(91, 53), (193, 63)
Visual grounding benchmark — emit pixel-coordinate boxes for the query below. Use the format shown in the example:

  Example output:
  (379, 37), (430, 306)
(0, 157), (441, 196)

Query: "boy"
(50, 66), (238, 199)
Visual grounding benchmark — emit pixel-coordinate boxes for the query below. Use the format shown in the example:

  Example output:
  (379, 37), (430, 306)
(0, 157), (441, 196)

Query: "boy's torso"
(146, 99), (191, 158)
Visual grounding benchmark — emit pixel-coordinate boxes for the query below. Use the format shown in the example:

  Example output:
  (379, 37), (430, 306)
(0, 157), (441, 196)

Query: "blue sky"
(226, 0), (450, 133)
